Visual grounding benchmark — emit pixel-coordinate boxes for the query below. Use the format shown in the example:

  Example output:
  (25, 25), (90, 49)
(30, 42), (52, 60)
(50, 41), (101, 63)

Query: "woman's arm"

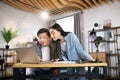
(70, 33), (94, 61)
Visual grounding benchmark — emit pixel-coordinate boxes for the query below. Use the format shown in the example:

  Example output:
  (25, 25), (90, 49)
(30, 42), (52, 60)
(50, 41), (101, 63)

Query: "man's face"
(38, 33), (50, 47)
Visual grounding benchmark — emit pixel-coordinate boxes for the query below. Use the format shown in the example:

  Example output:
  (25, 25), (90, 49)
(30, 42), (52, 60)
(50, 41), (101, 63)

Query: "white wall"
(0, 2), (48, 48)
(83, 1), (120, 52)
(0, 1), (120, 50)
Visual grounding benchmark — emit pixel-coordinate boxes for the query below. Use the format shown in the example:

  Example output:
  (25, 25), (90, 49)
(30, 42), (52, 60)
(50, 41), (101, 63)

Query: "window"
(56, 16), (74, 33)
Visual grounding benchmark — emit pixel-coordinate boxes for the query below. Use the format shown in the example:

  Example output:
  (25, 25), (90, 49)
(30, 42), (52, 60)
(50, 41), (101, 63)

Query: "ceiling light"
(40, 11), (50, 20)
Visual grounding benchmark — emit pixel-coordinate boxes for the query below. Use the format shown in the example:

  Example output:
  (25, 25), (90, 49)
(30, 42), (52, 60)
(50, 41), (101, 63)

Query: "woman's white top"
(61, 42), (66, 52)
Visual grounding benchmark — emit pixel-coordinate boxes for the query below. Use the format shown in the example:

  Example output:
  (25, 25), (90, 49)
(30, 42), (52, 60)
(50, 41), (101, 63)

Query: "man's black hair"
(37, 28), (50, 37)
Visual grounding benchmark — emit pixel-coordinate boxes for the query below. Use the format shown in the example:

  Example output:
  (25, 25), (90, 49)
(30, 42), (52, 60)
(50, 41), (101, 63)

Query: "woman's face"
(38, 33), (50, 47)
(49, 28), (61, 41)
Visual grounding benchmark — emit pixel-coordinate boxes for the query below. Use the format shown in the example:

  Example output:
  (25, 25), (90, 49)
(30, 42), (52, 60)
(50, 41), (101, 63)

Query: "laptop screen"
(15, 48), (40, 64)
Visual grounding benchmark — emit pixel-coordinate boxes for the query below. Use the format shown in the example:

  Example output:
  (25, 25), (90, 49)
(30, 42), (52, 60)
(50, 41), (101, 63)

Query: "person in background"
(28, 28), (58, 80)
(49, 23), (95, 80)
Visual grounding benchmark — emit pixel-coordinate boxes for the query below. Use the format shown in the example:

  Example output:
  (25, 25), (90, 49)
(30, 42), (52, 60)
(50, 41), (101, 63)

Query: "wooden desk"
(13, 62), (108, 80)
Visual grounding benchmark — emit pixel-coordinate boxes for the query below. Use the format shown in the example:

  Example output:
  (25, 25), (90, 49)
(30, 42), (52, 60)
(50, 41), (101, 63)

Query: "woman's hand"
(90, 58), (95, 61)
(55, 58), (60, 61)
(87, 58), (96, 63)
(50, 58), (60, 62)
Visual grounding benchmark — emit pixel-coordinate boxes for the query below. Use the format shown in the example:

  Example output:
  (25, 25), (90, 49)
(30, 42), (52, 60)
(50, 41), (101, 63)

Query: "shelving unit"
(0, 48), (15, 77)
(115, 29), (120, 78)
(88, 26), (120, 78)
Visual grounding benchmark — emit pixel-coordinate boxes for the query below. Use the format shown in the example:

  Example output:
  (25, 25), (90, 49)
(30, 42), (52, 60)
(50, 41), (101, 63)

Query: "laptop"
(15, 48), (41, 64)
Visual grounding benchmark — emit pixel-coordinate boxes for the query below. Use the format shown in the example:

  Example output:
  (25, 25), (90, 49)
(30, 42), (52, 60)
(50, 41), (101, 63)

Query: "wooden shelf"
(88, 26), (120, 32)
(115, 34), (120, 36)
(89, 40), (116, 43)
(116, 49), (120, 51)
(0, 48), (15, 50)
(106, 54), (118, 56)
(108, 66), (119, 69)
(3, 55), (14, 57)
(7, 63), (14, 66)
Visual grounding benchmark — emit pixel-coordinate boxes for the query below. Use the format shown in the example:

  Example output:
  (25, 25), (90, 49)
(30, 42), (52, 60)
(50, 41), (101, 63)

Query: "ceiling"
(1, 0), (119, 16)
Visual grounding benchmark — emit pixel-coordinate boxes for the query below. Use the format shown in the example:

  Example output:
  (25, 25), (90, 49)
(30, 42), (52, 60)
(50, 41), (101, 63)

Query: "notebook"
(15, 48), (41, 64)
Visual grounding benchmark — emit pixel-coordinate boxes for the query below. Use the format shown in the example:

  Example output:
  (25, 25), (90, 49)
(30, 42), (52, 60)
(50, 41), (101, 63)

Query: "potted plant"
(1, 27), (18, 49)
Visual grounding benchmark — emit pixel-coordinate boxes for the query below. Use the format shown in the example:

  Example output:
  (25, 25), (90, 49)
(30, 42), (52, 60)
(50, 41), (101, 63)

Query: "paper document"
(54, 61), (76, 63)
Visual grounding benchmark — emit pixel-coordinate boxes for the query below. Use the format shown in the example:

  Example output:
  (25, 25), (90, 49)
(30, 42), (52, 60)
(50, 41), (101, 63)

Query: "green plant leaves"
(1, 27), (18, 44)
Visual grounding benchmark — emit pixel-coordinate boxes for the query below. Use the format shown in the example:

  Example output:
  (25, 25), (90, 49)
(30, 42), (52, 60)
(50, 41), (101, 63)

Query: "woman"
(49, 23), (94, 80)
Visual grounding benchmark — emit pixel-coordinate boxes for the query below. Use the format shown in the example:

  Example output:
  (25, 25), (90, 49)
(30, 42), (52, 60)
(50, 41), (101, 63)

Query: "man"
(28, 28), (57, 80)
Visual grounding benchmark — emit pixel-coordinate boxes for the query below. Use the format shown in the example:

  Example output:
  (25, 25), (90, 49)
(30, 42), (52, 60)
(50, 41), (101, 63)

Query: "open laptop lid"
(15, 48), (40, 64)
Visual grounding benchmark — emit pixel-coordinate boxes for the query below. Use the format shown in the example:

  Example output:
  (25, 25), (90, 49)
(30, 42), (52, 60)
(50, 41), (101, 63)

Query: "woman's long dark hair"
(49, 23), (70, 60)
(49, 23), (70, 37)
